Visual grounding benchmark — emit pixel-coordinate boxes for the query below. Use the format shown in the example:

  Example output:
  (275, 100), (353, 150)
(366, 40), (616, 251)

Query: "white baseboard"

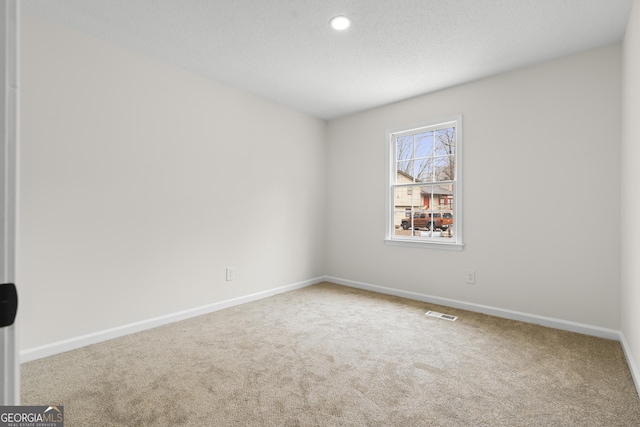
(20, 275), (626, 363)
(620, 332), (640, 398)
(21, 275), (638, 397)
(324, 276), (621, 340)
(20, 276), (324, 363)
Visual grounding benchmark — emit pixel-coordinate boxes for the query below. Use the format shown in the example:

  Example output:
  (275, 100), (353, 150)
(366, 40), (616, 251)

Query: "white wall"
(19, 14), (327, 350)
(622, 0), (640, 388)
(20, 10), (630, 357)
(327, 44), (622, 330)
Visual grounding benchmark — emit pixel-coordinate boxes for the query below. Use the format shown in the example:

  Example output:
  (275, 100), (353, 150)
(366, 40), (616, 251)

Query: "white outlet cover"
(466, 269), (475, 284)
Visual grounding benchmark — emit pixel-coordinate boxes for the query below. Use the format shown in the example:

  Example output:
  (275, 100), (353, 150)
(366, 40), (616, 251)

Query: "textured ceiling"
(22, 0), (633, 120)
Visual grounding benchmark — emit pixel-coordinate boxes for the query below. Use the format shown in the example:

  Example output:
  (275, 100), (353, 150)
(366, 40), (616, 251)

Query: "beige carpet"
(21, 282), (640, 426)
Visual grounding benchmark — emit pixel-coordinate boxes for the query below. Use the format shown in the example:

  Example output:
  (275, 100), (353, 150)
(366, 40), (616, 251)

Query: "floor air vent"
(426, 311), (458, 321)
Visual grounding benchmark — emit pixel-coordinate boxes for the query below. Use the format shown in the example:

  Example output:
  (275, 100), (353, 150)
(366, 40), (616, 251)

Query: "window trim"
(384, 115), (464, 250)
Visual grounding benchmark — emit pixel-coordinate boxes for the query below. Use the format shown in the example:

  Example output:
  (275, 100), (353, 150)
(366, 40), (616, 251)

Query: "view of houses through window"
(388, 117), (461, 247)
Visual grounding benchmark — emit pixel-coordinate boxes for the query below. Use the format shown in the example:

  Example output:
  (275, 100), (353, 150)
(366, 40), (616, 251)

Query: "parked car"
(401, 211), (453, 231)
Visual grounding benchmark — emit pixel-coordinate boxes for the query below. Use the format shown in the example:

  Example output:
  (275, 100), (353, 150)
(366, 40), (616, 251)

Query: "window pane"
(434, 183), (454, 211)
(434, 127), (455, 156)
(393, 185), (423, 233)
(393, 185), (423, 210)
(396, 135), (413, 162)
(396, 161), (414, 182)
(393, 205), (412, 236)
(434, 155), (455, 181)
(415, 157), (434, 182)
(414, 131), (433, 158)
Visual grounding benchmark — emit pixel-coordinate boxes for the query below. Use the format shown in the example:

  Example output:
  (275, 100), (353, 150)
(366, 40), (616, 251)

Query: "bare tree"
(434, 127), (455, 181)
(396, 127), (455, 182)
(396, 135), (414, 177)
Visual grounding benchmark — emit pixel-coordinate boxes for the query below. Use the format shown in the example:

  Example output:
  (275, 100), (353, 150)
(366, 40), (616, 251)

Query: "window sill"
(384, 238), (464, 251)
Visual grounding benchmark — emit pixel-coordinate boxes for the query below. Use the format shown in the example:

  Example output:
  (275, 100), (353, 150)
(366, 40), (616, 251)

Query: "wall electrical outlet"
(466, 269), (476, 284)
(226, 267), (235, 281)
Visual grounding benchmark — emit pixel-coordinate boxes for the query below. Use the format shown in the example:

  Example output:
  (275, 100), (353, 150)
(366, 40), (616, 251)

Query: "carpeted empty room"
(11, 1), (640, 426)
(21, 283), (640, 426)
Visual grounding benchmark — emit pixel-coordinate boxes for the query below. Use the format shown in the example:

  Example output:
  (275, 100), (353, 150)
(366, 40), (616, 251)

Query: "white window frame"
(385, 115), (463, 250)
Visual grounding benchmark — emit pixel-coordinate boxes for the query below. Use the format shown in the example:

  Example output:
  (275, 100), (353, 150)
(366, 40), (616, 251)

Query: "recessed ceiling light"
(330, 15), (351, 31)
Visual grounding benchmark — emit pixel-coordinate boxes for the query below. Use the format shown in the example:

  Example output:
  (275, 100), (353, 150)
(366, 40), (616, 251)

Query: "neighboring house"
(394, 170), (453, 227)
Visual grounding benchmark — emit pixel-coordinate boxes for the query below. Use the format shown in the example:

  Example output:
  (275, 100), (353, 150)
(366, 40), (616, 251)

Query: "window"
(385, 115), (463, 250)
(439, 195), (453, 209)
